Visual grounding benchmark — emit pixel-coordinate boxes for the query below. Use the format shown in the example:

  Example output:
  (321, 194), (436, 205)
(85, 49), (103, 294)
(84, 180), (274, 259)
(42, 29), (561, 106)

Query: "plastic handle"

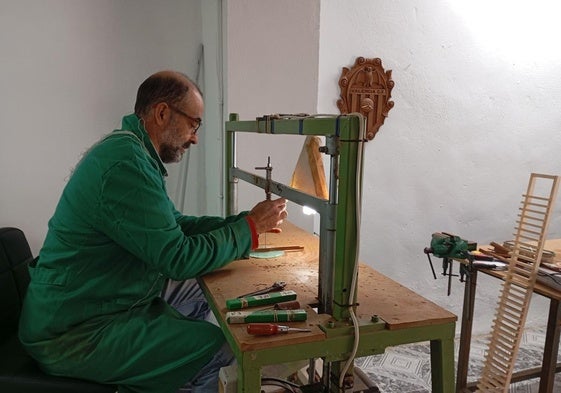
(247, 323), (279, 335)
(274, 300), (300, 310)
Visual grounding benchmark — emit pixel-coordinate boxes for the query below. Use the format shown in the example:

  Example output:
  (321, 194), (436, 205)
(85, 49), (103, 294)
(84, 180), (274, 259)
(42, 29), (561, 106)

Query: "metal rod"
(255, 156), (272, 200)
(319, 151), (339, 315)
(230, 168), (329, 215)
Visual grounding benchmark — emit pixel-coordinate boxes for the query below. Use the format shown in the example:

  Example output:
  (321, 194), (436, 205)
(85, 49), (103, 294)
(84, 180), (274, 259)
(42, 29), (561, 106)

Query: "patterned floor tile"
(355, 326), (561, 393)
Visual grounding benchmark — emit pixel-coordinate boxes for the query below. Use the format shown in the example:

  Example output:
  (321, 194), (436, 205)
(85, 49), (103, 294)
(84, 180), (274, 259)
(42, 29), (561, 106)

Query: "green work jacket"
(19, 114), (252, 392)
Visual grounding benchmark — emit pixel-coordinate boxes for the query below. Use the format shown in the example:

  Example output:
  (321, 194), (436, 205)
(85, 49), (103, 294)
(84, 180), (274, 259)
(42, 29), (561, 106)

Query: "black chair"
(0, 227), (116, 393)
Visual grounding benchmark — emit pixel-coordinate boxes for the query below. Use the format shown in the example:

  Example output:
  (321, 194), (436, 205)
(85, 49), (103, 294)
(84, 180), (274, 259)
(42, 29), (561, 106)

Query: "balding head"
(134, 71), (201, 118)
(135, 71), (204, 164)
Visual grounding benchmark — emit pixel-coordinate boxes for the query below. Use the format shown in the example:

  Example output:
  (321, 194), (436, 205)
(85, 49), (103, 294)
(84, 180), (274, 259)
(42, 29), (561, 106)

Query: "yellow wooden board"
(290, 136), (328, 199)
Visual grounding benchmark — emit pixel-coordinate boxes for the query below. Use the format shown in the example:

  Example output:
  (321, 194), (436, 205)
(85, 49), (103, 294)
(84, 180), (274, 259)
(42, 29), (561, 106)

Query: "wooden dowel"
(253, 245), (304, 252)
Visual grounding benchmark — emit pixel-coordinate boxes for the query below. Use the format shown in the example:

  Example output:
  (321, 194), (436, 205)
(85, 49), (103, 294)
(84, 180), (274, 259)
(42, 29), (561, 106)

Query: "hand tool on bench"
(237, 281), (286, 298)
(259, 300), (301, 311)
(247, 323), (311, 336)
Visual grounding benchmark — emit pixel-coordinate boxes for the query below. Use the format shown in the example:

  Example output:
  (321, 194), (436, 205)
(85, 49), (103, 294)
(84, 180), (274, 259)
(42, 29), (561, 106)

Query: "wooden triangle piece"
(290, 136), (328, 199)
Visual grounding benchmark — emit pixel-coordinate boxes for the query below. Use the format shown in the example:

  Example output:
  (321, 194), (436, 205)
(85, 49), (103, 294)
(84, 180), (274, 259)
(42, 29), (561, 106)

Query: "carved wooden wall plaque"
(337, 57), (394, 140)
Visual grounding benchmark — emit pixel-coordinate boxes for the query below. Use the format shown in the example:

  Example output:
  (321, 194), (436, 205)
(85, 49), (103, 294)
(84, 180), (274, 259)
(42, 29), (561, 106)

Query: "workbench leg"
(456, 269), (478, 393)
(539, 298), (561, 393)
(238, 355), (261, 393)
(430, 336), (455, 393)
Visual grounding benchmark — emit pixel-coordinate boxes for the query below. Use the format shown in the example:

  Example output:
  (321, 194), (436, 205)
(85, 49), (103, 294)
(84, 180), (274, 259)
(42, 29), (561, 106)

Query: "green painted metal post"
(331, 117), (362, 321)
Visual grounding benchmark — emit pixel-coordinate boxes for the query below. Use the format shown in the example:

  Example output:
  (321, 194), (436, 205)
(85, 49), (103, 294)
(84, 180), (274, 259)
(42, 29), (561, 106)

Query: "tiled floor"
(355, 326), (561, 392)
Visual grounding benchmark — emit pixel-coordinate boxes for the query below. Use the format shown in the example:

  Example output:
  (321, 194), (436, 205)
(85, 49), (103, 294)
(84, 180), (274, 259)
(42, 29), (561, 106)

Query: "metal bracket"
(319, 135), (340, 156)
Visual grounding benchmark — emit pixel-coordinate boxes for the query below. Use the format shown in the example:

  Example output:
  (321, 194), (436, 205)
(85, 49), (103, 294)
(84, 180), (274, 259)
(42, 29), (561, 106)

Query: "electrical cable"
(537, 270), (561, 286)
(260, 377), (301, 393)
(259, 382), (294, 393)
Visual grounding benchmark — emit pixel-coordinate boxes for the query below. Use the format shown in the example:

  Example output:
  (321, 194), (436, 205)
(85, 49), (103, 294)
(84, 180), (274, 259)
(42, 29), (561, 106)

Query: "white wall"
(0, 0), (203, 255)
(317, 0), (561, 333)
(225, 0), (321, 231)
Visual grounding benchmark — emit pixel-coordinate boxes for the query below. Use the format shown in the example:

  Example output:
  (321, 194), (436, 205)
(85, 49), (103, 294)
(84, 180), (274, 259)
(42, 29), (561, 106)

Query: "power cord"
(537, 270), (561, 286)
(260, 377), (302, 393)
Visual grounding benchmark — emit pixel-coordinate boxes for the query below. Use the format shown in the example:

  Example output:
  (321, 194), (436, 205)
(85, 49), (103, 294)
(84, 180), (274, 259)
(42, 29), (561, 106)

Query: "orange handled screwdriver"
(247, 323), (311, 336)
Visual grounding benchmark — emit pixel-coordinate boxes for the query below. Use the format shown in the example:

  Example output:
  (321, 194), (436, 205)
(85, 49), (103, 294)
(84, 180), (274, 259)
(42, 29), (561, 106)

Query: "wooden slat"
(524, 201), (548, 208)
(516, 220), (542, 229)
(518, 207), (547, 215)
(477, 173), (560, 392)
(517, 213), (545, 223)
(515, 233), (540, 243)
(502, 303), (522, 314)
(522, 193), (549, 201)
(517, 227), (542, 236)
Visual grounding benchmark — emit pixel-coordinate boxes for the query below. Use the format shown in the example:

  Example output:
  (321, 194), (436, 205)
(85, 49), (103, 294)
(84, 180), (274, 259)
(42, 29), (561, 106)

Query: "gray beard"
(159, 144), (184, 163)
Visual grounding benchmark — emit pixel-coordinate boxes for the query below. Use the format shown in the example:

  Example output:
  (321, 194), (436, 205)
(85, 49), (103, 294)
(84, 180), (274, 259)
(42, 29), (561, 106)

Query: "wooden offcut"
(290, 136), (328, 199)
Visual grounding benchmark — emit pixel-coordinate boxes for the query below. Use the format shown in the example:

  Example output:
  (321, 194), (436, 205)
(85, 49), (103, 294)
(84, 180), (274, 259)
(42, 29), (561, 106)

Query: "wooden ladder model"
(476, 173), (560, 392)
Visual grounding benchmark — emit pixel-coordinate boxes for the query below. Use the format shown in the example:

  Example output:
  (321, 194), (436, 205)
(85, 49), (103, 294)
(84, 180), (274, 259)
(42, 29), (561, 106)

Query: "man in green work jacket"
(18, 70), (287, 393)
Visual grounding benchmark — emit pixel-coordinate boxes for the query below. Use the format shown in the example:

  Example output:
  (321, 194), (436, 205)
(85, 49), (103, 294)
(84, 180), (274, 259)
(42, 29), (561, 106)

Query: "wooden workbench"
(456, 239), (561, 393)
(199, 222), (457, 392)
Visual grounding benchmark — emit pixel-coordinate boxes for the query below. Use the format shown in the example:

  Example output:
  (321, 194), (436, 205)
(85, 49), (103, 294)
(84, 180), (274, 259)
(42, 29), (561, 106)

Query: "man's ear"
(153, 102), (169, 126)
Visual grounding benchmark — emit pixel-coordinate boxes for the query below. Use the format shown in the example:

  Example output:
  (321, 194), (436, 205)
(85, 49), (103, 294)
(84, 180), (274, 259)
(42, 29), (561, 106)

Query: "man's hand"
(247, 198), (288, 234)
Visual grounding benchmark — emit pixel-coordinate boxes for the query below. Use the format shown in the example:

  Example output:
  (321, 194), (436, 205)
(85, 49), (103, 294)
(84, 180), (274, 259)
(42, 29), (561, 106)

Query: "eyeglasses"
(169, 105), (202, 134)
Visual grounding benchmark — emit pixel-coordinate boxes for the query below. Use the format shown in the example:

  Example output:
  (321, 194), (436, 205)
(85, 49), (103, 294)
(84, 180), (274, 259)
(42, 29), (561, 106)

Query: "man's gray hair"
(134, 72), (201, 117)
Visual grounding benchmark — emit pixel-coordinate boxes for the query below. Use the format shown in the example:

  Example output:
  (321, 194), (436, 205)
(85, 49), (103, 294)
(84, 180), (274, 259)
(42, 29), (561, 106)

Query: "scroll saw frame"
(214, 113), (455, 393)
(225, 113), (367, 322)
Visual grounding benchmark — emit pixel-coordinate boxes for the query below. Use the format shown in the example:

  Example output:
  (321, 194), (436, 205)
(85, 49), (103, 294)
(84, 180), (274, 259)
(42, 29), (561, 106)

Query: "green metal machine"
(221, 114), (456, 393)
(225, 113), (365, 323)
(225, 113), (367, 391)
